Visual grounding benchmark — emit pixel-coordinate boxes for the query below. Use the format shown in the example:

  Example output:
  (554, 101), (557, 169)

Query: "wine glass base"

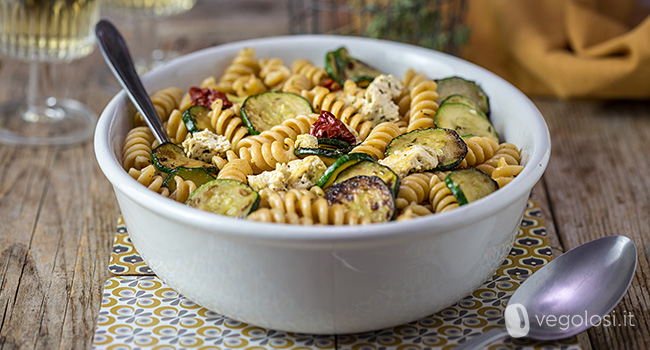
(0, 98), (97, 146)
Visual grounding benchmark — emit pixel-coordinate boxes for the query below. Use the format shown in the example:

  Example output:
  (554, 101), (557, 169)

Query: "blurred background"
(3, 0), (647, 145)
(102, 0), (650, 99)
(101, 0), (469, 61)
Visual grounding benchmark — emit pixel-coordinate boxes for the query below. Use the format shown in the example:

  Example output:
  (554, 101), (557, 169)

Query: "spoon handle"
(95, 20), (171, 145)
(454, 328), (509, 350)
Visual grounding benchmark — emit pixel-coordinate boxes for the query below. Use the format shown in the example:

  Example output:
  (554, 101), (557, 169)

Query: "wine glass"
(101, 0), (196, 74)
(0, 0), (101, 146)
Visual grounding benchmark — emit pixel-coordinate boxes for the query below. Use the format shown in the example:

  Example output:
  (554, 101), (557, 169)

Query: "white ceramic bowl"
(95, 35), (550, 334)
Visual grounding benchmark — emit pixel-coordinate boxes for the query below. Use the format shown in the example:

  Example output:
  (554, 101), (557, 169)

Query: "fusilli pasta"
(249, 198), (373, 225)
(475, 142), (521, 176)
(396, 203), (433, 221)
(134, 87), (183, 126)
(259, 58), (291, 90)
(342, 80), (365, 100)
(217, 159), (253, 183)
(491, 157), (524, 188)
(344, 113), (374, 141)
(169, 176), (197, 203)
(237, 114), (317, 150)
(128, 165), (169, 197)
(216, 48), (261, 94)
(282, 73), (313, 95)
(238, 138), (298, 173)
(349, 122), (401, 159)
(407, 80), (438, 132)
(119, 49), (524, 226)
(165, 109), (189, 144)
(305, 86), (356, 122)
(396, 173), (434, 210)
(428, 175), (459, 213)
(232, 74), (267, 97)
(291, 59), (328, 86)
(209, 100), (249, 152)
(122, 126), (156, 170)
(459, 136), (500, 168)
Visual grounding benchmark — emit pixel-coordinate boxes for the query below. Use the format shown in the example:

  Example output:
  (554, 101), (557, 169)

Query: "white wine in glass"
(104, 0), (196, 17)
(102, 0), (196, 72)
(0, 0), (101, 145)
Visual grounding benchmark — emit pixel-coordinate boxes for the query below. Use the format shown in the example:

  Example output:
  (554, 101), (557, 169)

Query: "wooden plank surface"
(1, 1), (649, 349)
(0, 59), (118, 349)
(534, 98), (650, 350)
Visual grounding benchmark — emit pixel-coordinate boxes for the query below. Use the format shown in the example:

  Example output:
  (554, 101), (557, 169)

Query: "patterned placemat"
(108, 216), (153, 276)
(94, 197), (582, 350)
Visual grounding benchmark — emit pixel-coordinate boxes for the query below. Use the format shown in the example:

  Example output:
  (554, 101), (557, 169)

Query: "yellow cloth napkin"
(463, 0), (650, 99)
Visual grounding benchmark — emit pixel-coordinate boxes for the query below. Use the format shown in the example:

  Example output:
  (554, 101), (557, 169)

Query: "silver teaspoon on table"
(456, 235), (637, 349)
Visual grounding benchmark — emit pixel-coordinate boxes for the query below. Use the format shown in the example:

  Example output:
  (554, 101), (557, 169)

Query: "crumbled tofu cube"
(287, 156), (327, 189)
(182, 130), (231, 162)
(247, 163), (291, 192)
(379, 144), (440, 178)
(368, 74), (403, 100)
(247, 156), (326, 192)
(358, 74), (404, 127)
(294, 134), (319, 149)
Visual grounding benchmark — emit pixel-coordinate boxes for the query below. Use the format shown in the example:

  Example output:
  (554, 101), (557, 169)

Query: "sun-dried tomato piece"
(310, 110), (357, 145)
(320, 78), (341, 91)
(189, 87), (232, 109)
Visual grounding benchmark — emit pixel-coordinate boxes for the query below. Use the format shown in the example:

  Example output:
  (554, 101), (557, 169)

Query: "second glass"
(102, 0), (196, 73)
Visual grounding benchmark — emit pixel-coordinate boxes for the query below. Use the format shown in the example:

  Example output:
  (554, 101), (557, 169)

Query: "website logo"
(505, 303), (530, 338)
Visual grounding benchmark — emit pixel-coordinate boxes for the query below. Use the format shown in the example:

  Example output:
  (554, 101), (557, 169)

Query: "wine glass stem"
(24, 61), (63, 121)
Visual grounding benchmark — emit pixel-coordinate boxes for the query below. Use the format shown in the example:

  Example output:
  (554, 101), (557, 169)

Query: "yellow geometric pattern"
(108, 216), (153, 275)
(94, 197), (582, 350)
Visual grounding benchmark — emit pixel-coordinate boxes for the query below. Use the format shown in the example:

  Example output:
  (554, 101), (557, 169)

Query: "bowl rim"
(95, 34), (551, 244)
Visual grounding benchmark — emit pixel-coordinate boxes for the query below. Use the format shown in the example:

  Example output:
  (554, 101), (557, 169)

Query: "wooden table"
(1, 1), (648, 349)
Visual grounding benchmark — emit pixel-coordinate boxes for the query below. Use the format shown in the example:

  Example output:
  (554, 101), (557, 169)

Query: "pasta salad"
(121, 47), (523, 225)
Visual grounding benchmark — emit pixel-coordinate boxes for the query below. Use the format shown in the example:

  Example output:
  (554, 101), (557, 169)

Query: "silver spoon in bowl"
(95, 19), (170, 145)
(95, 19), (216, 177)
(456, 235), (637, 349)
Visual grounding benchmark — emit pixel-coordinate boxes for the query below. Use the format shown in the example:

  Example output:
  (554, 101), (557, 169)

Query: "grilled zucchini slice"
(333, 160), (400, 197)
(445, 168), (498, 205)
(440, 94), (485, 116)
(315, 152), (376, 189)
(241, 91), (313, 135)
(163, 167), (216, 193)
(325, 47), (382, 86)
(294, 147), (345, 160)
(151, 142), (217, 174)
(325, 175), (395, 223)
(435, 76), (490, 115)
(315, 137), (353, 150)
(325, 48), (345, 85)
(186, 179), (259, 218)
(294, 137), (353, 159)
(226, 93), (246, 105)
(182, 105), (212, 134)
(434, 103), (499, 143)
(385, 128), (467, 171)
